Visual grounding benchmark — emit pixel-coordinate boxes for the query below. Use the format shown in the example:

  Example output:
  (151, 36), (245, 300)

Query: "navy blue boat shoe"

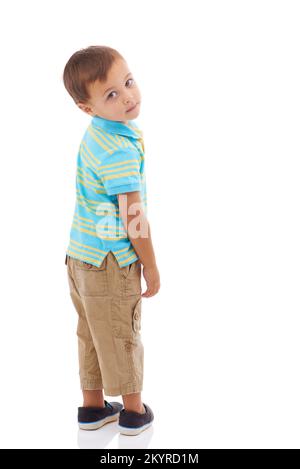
(78, 400), (123, 430)
(117, 403), (154, 436)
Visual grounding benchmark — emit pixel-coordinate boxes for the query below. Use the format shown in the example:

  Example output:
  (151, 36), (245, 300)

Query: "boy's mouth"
(126, 103), (138, 112)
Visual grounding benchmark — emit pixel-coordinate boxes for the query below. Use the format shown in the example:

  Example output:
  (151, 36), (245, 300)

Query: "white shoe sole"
(117, 420), (153, 436)
(78, 412), (119, 430)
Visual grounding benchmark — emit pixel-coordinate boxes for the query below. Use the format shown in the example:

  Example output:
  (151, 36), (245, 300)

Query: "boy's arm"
(117, 191), (156, 268)
(117, 191), (160, 297)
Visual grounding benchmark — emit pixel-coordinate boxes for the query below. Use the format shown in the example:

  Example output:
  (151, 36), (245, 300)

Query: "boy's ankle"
(124, 404), (146, 414)
(82, 400), (105, 408)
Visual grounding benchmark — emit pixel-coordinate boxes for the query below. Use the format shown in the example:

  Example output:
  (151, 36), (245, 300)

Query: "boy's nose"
(124, 95), (134, 104)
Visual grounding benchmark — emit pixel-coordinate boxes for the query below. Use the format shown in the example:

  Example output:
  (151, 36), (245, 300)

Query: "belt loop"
(65, 254), (68, 265)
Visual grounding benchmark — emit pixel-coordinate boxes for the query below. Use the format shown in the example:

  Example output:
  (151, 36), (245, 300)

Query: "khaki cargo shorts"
(65, 251), (144, 396)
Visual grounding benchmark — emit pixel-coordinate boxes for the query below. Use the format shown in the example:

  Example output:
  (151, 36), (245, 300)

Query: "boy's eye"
(127, 78), (134, 87)
(107, 91), (117, 99)
(107, 78), (135, 99)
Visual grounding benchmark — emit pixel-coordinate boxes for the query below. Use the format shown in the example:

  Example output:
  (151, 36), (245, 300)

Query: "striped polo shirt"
(65, 115), (147, 268)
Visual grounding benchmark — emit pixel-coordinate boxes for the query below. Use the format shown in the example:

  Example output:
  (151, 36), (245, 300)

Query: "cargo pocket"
(112, 296), (142, 338)
(73, 256), (108, 297)
(132, 298), (142, 333)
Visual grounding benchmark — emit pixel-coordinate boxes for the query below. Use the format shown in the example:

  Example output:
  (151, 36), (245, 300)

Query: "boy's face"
(77, 58), (141, 124)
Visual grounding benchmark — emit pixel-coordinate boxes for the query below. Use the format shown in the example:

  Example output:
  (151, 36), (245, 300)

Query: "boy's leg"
(83, 389), (105, 407)
(66, 257), (104, 399)
(122, 392), (145, 414)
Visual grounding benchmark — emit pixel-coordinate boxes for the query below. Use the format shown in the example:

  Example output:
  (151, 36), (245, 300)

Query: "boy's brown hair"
(63, 45), (124, 105)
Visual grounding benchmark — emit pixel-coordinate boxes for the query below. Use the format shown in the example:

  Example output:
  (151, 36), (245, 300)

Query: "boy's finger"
(142, 288), (152, 297)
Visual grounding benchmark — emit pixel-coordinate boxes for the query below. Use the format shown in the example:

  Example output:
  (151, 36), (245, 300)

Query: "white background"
(0, 0), (299, 449)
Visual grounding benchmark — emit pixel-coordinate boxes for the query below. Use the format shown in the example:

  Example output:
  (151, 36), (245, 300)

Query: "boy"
(62, 46), (160, 436)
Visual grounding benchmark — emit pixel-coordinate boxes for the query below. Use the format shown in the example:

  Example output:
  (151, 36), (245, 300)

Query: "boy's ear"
(76, 102), (93, 116)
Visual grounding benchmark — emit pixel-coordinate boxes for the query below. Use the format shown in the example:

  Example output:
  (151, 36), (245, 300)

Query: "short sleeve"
(98, 148), (142, 196)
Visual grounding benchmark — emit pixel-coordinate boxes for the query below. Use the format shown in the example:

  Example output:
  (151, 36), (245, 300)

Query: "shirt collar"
(91, 115), (143, 140)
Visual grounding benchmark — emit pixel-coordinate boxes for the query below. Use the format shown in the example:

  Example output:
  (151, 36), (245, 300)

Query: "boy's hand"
(141, 264), (160, 298)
